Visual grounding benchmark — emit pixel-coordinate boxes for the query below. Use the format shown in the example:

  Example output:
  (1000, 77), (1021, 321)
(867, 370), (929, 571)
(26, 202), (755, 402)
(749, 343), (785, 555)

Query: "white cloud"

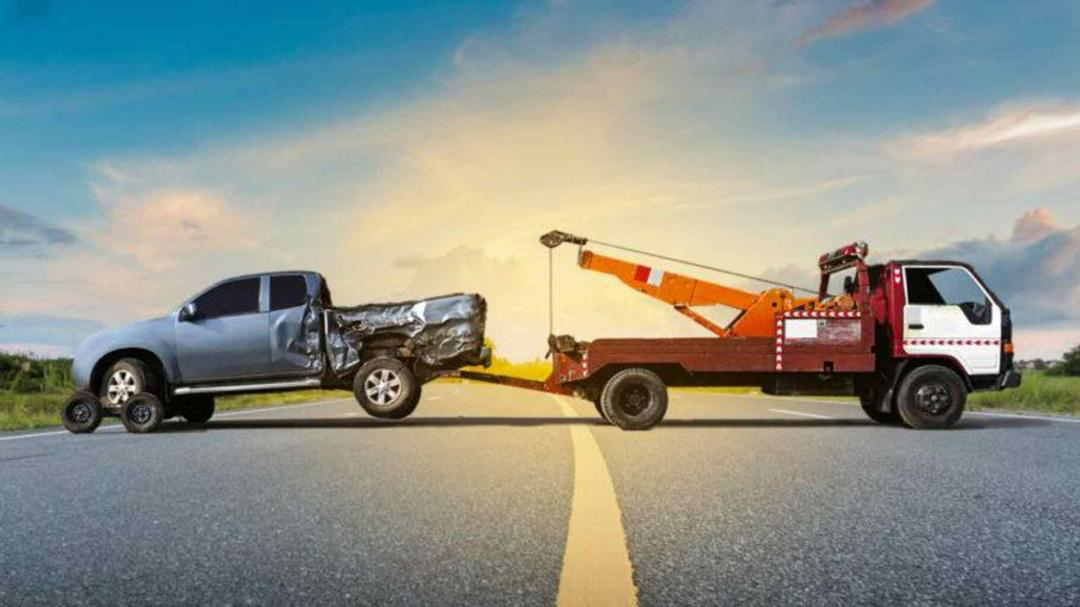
(898, 103), (1080, 158)
(90, 187), (258, 271)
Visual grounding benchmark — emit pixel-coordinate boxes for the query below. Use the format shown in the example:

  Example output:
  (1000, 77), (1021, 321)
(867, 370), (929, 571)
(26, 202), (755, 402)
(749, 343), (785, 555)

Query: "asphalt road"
(2, 384), (1079, 606)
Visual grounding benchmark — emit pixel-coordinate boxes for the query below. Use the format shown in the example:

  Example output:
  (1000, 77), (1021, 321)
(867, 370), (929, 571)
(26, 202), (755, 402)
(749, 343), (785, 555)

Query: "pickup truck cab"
(63, 271), (488, 434)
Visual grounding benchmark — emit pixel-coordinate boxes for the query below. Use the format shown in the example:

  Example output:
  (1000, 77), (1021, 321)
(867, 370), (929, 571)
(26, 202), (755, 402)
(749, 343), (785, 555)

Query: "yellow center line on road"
(552, 396), (638, 607)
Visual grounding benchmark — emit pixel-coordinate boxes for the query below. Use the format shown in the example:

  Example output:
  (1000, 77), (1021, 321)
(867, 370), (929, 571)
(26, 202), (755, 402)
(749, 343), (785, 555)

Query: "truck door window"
(905, 267), (991, 324)
(193, 277), (261, 319)
(270, 275), (308, 311)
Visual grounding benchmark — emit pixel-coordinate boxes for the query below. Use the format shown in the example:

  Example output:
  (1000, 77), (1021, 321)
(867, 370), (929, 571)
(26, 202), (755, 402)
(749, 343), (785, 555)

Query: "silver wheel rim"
(106, 370), (138, 405)
(364, 369), (402, 408)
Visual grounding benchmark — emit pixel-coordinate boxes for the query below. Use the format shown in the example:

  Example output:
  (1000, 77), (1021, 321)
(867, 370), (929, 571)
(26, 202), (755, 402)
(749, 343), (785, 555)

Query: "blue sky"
(1, 0), (1078, 359)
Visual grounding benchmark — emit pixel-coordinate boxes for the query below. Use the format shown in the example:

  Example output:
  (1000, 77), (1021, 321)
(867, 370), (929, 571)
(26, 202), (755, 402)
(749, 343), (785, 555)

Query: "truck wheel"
(100, 358), (158, 413)
(353, 358), (419, 420)
(858, 387), (898, 425)
(593, 399), (609, 423)
(61, 391), (104, 434)
(179, 395), (215, 424)
(121, 393), (165, 433)
(896, 365), (966, 430)
(600, 368), (668, 431)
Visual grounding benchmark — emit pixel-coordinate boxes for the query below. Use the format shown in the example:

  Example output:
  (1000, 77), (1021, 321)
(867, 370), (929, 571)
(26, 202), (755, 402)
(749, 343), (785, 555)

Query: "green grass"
(0, 390), (71, 431)
(215, 390), (351, 410)
(969, 372), (1080, 415)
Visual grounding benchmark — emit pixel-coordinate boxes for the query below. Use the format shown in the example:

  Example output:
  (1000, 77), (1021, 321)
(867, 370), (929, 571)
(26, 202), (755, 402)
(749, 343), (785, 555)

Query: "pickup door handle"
(908, 323), (924, 330)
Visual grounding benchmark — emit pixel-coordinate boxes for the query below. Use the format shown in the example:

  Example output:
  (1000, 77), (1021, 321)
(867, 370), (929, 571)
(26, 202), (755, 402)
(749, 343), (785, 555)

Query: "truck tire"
(121, 393), (166, 433)
(100, 358), (158, 413)
(353, 358), (420, 420)
(61, 391), (104, 434)
(858, 387), (898, 425)
(593, 399), (609, 423)
(600, 368), (668, 431)
(896, 365), (966, 430)
(179, 395), (215, 424)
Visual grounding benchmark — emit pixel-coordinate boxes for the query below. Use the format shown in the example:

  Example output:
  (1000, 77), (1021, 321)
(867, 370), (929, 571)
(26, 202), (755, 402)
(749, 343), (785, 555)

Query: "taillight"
(1003, 341), (1014, 354)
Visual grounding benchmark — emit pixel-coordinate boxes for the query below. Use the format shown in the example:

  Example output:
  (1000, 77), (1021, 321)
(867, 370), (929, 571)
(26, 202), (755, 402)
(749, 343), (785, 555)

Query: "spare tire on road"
(353, 357), (420, 419)
(61, 391), (104, 434)
(121, 393), (166, 433)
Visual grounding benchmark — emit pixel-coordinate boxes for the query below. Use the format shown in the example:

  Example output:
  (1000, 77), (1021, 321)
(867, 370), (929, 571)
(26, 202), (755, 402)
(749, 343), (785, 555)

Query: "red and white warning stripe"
(903, 338), (1000, 346)
(633, 265), (664, 288)
(774, 317), (784, 370)
(783, 310), (860, 318)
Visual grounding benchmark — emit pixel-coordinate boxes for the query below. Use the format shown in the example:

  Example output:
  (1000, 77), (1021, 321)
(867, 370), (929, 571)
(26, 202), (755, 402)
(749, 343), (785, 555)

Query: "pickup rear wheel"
(600, 368), (668, 431)
(179, 395), (215, 424)
(61, 391), (104, 433)
(896, 365), (966, 430)
(353, 358), (419, 420)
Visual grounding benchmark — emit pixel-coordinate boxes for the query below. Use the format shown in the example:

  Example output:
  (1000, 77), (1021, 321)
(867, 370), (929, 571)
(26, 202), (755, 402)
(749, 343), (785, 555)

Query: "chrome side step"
(173, 378), (321, 396)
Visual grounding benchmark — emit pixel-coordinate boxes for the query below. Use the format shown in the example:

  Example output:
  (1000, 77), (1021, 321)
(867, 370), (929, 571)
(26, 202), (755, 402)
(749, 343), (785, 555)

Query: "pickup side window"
(194, 277), (261, 319)
(270, 275), (308, 311)
(905, 267), (991, 324)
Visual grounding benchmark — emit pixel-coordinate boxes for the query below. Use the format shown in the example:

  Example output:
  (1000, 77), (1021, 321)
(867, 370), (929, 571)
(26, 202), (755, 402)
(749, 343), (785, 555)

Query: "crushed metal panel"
(326, 293), (487, 375)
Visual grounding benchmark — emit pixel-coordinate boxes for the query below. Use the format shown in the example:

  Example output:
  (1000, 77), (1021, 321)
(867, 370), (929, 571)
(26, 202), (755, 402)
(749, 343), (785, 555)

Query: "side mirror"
(179, 302), (198, 322)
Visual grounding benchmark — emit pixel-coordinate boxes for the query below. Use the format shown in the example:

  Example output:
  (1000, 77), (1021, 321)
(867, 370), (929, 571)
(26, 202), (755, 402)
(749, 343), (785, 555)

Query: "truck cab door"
(175, 276), (270, 382)
(267, 273), (324, 376)
(902, 265), (1001, 375)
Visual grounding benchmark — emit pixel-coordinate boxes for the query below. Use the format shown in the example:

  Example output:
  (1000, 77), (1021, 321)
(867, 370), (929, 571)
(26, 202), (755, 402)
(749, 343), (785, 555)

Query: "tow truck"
(456, 230), (1021, 430)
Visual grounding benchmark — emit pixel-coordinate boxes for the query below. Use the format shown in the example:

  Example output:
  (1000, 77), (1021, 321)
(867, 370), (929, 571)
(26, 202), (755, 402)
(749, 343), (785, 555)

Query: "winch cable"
(584, 237), (819, 296)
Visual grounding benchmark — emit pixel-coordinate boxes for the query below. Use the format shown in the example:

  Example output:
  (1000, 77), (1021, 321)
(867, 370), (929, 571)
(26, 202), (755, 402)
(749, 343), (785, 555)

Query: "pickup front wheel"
(100, 358), (158, 413)
(353, 358), (420, 420)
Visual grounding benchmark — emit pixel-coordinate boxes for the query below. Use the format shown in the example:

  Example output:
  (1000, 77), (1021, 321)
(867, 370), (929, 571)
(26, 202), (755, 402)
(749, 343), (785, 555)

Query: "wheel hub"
(106, 370), (138, 405)
(70, 402), (92, 424)
(365, 369), (402, 407)
(129, 403), (152, 425)
(915, 382), (952, 416)
(618, 384), (650, 416)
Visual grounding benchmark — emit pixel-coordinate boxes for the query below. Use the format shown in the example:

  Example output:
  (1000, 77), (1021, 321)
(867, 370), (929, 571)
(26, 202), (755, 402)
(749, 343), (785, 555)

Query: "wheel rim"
(129, 402), (153, 425)
(914, 382), (952, 416)
(617, 384), (650, 416)
(106, 370), (138, 405)
(364, 369), (402, 408)
(70, 402), (92, 424)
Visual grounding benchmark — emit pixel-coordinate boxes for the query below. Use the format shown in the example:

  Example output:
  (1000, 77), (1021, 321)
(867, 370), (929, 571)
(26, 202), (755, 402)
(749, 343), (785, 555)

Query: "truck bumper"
(998, 370), (1022, 390)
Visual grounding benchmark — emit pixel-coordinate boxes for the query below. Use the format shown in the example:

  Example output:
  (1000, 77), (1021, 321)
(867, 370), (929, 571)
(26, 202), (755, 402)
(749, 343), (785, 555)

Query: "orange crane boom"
(577, 249), (812, 337)
(538, 230), (821, 338)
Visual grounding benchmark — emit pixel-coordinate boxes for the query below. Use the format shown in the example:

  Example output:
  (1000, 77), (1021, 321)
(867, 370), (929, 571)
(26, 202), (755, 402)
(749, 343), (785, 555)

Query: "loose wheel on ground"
(121, 393), (166, 433)
(99, 358), (158, 414)
(178, 395), (215, 424)
(896, 365), (966, 430)
(600, 368), (668, 431)
(61, 391), (104, 434)
(353, 358), (420, 419)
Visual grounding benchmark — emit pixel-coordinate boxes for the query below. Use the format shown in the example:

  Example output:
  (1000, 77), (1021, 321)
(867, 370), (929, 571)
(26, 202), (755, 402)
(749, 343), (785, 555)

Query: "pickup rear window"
(270, 275), (308, 311)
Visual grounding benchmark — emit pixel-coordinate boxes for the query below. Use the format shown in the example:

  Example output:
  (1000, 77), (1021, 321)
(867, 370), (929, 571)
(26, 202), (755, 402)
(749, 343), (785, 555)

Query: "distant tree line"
(0, 353), (73, 393)
(1018, 342), (1080, 377)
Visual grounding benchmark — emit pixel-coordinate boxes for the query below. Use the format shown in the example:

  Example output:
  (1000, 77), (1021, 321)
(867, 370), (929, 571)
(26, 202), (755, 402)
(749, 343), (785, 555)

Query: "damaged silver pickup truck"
(62, 271), (489, 433)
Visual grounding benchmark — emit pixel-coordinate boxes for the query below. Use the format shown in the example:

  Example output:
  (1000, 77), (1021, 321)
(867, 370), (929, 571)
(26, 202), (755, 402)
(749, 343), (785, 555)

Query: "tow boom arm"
(540, 230), (815, 337)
